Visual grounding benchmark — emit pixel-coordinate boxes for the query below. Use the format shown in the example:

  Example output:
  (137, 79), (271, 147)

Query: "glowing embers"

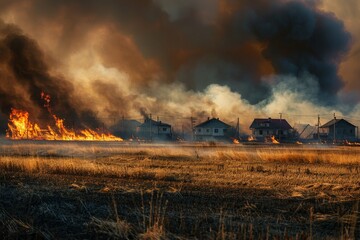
(6, 108), (122, 141)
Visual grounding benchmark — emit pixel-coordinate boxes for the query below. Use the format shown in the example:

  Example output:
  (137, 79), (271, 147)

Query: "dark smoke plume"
(0, 20), (99, 132)
(4, 0), (348, 102)
(0, 0), (353, 132)
(248, 1), (351, 103)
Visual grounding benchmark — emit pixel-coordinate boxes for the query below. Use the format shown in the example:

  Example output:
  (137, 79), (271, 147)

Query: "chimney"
(208, 117), (210, 120)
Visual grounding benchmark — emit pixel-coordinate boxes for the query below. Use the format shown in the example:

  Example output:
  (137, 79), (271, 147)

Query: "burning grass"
(0, 141), (360, 238)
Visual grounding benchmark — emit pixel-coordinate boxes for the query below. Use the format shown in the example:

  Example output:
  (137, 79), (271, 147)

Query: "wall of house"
(252, 129), (289, 137)
(195, 127), (226, 136)
(156, 126), (171, 135)
(326, 122), (355, 140)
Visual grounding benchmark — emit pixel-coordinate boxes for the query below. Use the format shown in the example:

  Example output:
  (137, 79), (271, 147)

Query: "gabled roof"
(195, 118), (232, 129)
(139, 118), (171, 128)
(249, 118), (293, 130)
(320, 119), (356, 128)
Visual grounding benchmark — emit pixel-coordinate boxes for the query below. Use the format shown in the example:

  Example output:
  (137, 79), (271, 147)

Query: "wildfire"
(247, 135), (256, 141)
(7, 108), (122, 141)
(232, 138), (240, 144)
(270, 136), (280, 144)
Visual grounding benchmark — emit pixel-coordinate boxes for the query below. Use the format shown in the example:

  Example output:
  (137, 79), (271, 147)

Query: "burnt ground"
(0, 171), (359, 239)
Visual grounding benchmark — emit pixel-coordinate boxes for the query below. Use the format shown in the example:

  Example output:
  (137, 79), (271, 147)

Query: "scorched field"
(0, 140), (359, 239)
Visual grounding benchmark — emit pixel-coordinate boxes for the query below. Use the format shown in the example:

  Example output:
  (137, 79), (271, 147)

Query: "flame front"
(270, 136), (280, 144)
(7, 108), (122, 141)
(247, 135), (256, 142)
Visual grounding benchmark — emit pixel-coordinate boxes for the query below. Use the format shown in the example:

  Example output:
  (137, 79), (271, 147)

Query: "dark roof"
(249, 118), (293, 130)
(320, 119), (356, 128)
(194, 118), (232, 128)
(139, 118), (171, 127)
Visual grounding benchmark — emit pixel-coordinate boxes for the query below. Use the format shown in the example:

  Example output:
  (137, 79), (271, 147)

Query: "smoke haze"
(0, 0), (358, 133)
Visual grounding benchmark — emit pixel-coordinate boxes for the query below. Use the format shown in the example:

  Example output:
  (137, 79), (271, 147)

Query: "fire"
(233, 138), (240, 144)
(247, 135), (256, 141)
(270, 136), (280, 144)
(7, 108), (122, 141)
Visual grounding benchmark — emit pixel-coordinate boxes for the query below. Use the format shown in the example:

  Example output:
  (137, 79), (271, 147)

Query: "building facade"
(319, 119), (357, 141)
(137, 118), (172, 141)
(194, 118), (234, 141)
(249, 118), (294, 140)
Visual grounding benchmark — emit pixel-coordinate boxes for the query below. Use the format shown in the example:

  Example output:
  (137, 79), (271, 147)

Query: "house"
(110, 119), (141, 140)
(194, 118), (234, 141)
(249, 118), (294, 140)
(137, 118), (172, 141)
(319, 119), (357, 142)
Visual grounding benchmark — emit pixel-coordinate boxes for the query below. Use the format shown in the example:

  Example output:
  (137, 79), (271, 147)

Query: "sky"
(0, 0), (359, 133)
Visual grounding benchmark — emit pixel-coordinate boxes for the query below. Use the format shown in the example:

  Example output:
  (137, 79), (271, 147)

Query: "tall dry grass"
(0, 143), (359, 196)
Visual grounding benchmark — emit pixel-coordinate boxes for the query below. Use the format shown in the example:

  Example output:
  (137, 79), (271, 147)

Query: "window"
(198, 129), (202, 132)
(266, 123), (270, 127)
(163, 128), (167, 132)
(214, 129), (219, 133)
(259, 130), (263, 135)
(206, 129), (210, 133)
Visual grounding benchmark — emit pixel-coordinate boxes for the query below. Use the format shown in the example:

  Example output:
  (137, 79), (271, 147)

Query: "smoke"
(249, 1), (350, 104)
(0, 20), (99, 131)
(0, 0), (356, 134)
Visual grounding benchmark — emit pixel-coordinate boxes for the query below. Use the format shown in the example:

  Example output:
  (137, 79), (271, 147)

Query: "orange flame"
(233, 138), (240, 144)
(247, 135), (256, 141)
(6, 108), (122, 141)
(270, 136), (280, 144)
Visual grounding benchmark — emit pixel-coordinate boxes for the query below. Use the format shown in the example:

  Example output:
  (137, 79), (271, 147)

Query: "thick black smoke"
(0, 21), (99, 132)
(0, 0), (353, 132)
(0, 1), (351, 101)
(248, 1), (351, 103)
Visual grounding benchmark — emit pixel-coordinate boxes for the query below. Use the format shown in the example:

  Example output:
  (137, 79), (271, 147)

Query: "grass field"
(0, 139), (359, 239)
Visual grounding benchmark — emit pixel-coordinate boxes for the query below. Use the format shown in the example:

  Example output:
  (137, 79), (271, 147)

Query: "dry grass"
(1, 143), (360, 195)
(1, 140), (360, 238)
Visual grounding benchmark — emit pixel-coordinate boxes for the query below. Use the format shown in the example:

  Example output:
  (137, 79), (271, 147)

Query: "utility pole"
(333, 113), (336, 144)
(279, 113), (282, 142)
(149, 113), (152, 141)
(102, 123), (105, 141)
(190, 117), (196, 141)
(235, 117), (240, 139)
(317, 115), (320, 143)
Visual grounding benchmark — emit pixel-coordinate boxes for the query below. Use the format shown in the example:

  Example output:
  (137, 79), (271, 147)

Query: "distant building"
(250, 118), (294, 140)
(137, 118), (172, 141)
(319, 119), (357, 141)
(110, 119), (141, 140)
(194, 118), (234, 141)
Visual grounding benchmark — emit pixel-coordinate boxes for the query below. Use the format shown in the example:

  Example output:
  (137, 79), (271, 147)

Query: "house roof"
(249, 118), (293, 130)
(194, 118), (232, 129)
(320, 119), (356, 128)
(139, 118), (171, 128)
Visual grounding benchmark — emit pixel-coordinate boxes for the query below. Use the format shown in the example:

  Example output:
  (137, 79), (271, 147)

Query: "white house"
(194, 118), (233, 141)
